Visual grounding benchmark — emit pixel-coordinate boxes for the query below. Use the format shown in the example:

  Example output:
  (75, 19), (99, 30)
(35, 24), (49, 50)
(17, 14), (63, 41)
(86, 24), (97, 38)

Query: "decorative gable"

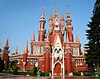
(53, 34), (64, 60)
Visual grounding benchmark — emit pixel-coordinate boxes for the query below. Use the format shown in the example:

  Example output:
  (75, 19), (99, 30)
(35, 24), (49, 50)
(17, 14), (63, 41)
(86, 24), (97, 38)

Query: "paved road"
(0, 73), (100, 79)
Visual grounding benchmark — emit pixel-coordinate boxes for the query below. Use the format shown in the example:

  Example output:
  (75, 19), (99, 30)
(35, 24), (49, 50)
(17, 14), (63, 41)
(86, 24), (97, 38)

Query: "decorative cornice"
(2, 50), (10, 54)
(38, 29), (46, 34)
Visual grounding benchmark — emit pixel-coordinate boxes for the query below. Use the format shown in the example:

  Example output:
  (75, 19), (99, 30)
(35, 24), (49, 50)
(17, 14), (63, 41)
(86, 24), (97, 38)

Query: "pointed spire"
(31, 33), (35, 41)
(41, 7), (45, 19)
(46, 34), (50, 42)
(24, 41), (28, 53)
(54, 6), (58, 18)
(61, 14), (64, 21)
(40, 7), (46, 23)
(15, 46), (18, 54)
(76, 34), (80, 42)
(5, 38), (9, 47)
(2, 38), (10, 53)
(66, 10), (70, 18)
(49, 13), (52, 20)
(66, 33), (69, 42)
(66, 10), (72, 26)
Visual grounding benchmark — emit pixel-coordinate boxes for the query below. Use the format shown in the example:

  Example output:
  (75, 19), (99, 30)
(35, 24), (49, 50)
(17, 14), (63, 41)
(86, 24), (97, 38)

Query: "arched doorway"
(54, 62), (61, 75)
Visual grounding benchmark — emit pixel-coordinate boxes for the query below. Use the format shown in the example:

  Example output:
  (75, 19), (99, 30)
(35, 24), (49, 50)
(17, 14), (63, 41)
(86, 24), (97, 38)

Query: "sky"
(0, 0), (95, 54)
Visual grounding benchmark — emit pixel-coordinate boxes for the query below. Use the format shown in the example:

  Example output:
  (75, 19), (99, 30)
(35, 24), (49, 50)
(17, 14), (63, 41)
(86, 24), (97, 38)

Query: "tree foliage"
(32, 67), (38, 76)
(9, 60), (18, 68)
(86, 0), (100, 71)
(9, 60), (19, 74)
(0, 59), (4, 72)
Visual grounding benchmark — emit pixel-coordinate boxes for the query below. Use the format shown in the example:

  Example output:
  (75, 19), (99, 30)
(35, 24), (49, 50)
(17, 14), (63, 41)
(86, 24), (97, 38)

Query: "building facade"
(0, 9), (87, 76)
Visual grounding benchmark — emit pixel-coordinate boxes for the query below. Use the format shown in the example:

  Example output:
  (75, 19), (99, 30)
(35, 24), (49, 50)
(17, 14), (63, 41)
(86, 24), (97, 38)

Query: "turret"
(23, 41), (28, 70)
(15, 46), (18, 54)
(49, 13), (53, 21)
(60, 14), (64, 25)
(2, 39), (10, 69)
(44, 34), (51, 72)
(24, 41), (28, 54)
(66, 11), (74, 42)
(31, 33), (35, 54)
(60, 14), (65, 35)
(4, 39), (9, 50)
(31, 33), (35, 41)
(38, 8), (46, 41)
(65, 43), (72, 75)
(53, 6), (58, 23)
(76, 34), (80, 43)
(66, 11), (72, 26)
(48, 13), (53, 34)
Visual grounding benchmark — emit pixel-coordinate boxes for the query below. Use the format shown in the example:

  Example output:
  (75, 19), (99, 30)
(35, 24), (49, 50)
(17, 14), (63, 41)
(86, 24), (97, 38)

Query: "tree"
(9, 60), (19, 74)
(12, 65), (19, 74)
(9, 60), (18, 68)
(86, 0), (100, 72)
(0, 58), (4, 72)
(32, 66), (38, 76)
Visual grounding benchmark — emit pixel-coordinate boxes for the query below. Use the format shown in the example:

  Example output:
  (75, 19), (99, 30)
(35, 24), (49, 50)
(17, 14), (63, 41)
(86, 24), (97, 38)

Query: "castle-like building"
(0, 9), (87, 76)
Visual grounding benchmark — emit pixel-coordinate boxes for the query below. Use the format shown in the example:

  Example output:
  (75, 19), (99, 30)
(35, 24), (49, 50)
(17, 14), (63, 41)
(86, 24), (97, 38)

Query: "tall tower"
(31, 33), (35, 54)
(44, 34), (51, 72)
(48, 13), (53, 35)
(23, 41), (28, 71)
(38, 8), (46, 41)
(2, 39), (10, 69)
(60, 14), (65, 36)
(66, 11), (74, 42)
(65, 44), (72, 75)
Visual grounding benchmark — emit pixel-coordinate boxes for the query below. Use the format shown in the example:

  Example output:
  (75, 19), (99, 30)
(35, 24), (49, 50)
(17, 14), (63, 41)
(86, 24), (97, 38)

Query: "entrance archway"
(54, 62), (62, 75)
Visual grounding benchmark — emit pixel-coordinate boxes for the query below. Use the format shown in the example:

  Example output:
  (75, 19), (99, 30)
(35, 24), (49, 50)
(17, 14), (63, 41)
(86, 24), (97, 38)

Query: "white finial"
(41, 7), (45, 18)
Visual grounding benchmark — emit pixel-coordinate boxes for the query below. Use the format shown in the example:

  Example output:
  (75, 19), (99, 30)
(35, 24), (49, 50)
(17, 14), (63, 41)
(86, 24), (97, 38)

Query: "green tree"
(12, 65), (19, 74)
(0, 58), (4, 72)
(86, 0), (100, 72)
(9, 60), (18, 68)
(9, 60), (19, 74)
(32, 66), (38, 76)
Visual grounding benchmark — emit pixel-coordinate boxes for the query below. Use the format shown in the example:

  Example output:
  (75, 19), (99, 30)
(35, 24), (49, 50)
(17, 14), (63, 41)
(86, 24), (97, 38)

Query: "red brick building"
(0, 9), (87, 76)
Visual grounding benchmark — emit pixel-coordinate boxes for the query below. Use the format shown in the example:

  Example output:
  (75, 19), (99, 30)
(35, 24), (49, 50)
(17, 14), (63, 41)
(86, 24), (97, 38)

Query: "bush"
(18, 71), (33, 76)
(73, 72), (81, 76)
(9, 60), (18, 68)
(41, 72), (45, 76)
(45, 72), (49, 76)
(32, 67), (38, 76)
(0, 60), (4, 72)
(84, 72), (95, 76)
(12, 66), (19, 74)
(2, 70), (12, 73)
(65, 70), (68, 75)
